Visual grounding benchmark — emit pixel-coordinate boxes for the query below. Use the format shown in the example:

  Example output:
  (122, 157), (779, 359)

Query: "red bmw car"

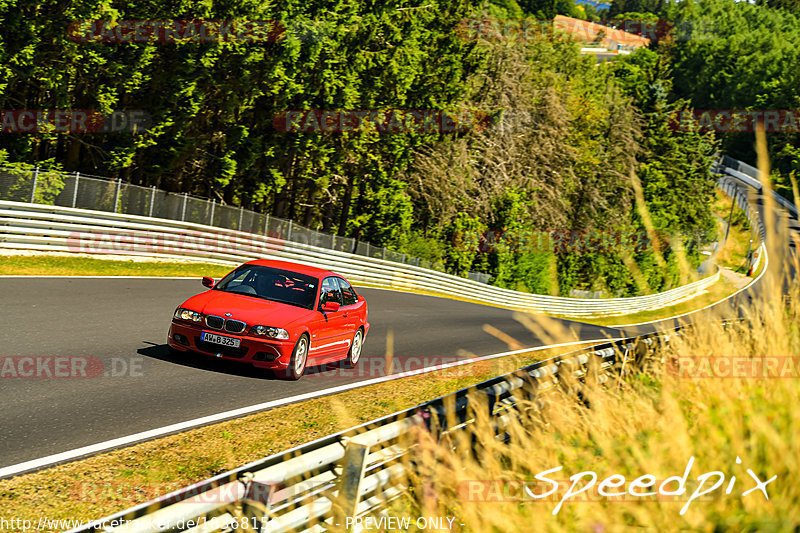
(167, 259), (369, 379)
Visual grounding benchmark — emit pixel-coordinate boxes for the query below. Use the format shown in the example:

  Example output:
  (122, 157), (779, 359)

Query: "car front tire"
(280, 334), (309, 380)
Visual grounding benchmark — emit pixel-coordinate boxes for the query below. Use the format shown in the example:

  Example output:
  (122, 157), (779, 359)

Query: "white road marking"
(0, 337), (617, 480)
(610, 246), (769, 328)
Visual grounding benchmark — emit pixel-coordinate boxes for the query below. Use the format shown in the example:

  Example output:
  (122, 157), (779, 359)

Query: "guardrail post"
(238, 205), (244, 230)
(29, 166), (39, 203)
(264, 213), (270, 235)
(210, 198), (215, 226)
(334, 438), (370, 523)
(287, 220), (293, 242)
(149, 186), (156, 217)
(72, 172), (80, 208)
(113, 178), (122, 213)
(400, 253), (405, 264)
(181, 193), (188, 221)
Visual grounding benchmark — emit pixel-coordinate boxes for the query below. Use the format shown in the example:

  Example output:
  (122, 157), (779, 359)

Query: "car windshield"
(214, 265), (318, 309)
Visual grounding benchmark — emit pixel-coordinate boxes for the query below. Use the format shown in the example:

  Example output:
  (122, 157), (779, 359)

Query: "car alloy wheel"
(344, 329), (363, 369)
(281, 335), (309, 380)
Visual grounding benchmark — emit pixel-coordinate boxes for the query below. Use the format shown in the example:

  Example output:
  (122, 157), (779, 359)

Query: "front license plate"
(201, 332), (241, 348)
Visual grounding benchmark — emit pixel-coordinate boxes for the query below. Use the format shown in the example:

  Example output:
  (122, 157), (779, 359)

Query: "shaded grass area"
(556, 275), (743, 327)
(712, 189), (755, 273)
(0, 254), (235, 278)
(0, 347), (570, 529)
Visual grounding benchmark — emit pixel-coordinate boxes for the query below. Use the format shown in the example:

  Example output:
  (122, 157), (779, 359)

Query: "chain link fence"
(0, 166), (493, 284)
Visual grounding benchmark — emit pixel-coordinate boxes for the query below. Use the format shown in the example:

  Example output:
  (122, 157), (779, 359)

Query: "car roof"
(243, 259), (343, 279)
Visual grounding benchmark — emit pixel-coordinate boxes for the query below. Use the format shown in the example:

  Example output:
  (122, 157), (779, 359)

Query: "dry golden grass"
(378, 250), (800, 532)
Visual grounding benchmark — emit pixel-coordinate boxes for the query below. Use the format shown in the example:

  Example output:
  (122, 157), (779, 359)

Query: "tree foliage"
(0, 0), (735, 295)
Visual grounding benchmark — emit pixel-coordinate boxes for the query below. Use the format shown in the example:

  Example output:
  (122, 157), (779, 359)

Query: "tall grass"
(383, 264), (799, 532)
(378, 138), (800, 532)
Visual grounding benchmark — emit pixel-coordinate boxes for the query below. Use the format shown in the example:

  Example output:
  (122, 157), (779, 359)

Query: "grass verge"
(0, 253), (235, 278)
(1, 253), (745, 327)
(712, 189), (756, 273)
(378, 267), (800, 533)
(0, 344), (585, 530)
(553, 273), (744, 327)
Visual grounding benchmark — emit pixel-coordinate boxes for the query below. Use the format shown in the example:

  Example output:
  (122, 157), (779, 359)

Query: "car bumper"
(167, 320), (294, 369)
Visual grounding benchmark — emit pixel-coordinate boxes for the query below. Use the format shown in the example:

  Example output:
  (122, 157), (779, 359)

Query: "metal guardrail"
(0, 199), (721, 317)
(54, 156), (782, 533)
(718, 154), (799, 219)
(66, 330), (678, 533)
(0, 166), (492, 284)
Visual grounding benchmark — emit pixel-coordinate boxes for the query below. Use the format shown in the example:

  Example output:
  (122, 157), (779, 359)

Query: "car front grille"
(224, 320), (247, 334)
(205, 315), (224, 329)
(204, 315), (247, 333)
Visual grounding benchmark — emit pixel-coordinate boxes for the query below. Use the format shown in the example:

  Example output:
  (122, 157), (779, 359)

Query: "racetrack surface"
(0, 278), (623, 472)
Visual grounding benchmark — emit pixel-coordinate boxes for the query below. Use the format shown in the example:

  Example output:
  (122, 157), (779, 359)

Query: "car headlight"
(174, 308), (203, 322)
(251, 326), (290, 339)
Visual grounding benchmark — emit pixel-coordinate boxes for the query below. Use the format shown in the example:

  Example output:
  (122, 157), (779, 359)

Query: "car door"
(308, 276), (349, 360)
(336, 277), (360, 337)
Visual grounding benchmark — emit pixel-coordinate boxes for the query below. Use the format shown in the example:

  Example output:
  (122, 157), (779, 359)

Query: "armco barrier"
(0, 199), (720, 317)
(4, 157), (773, 316)
(43, 156), (789, 533)
(719, 154), (799, 220)
(64, 330), (677, 533)
(0, 166), (492, 284)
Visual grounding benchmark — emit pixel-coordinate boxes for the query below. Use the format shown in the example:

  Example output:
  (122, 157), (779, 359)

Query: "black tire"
(280, 334), (310, 380)
(343, 328), (364, 369)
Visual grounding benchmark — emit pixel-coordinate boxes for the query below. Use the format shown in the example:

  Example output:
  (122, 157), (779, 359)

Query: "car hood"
(181, 290), (315, 328)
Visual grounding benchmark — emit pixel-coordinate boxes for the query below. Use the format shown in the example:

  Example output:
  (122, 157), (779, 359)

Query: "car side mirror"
(321, 301), (340, 312)
(202, 276), (215, 288)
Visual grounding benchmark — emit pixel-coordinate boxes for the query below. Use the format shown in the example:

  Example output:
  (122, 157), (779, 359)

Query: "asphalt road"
(0, 278), (623, 470)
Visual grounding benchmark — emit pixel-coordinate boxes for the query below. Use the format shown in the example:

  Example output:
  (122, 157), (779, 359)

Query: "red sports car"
(167, 259), (369, 379)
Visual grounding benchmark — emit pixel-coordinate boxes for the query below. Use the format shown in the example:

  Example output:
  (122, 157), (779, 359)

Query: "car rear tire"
(343, 328), (364, 369)
(280, 334), (309, 380)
